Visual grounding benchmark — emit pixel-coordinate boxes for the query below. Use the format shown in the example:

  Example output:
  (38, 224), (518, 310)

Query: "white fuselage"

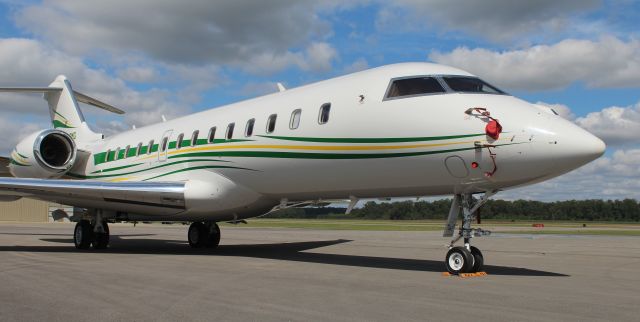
(62, 63), (604, 221)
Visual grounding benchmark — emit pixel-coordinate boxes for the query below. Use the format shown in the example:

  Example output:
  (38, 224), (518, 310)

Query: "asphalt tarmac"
(0, 223), (638, 322)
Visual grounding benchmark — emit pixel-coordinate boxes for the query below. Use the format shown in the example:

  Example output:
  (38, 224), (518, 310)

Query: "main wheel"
(204, 223), (221, 248)
(74, 220), (94, 249)
(188, 222), (206, 248)
(445, 246), (474, 274)
(93, 221), (110, 249)
(470, 246), (484, 273)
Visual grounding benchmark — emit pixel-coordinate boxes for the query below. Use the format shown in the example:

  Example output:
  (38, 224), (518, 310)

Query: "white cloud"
(241, 42), (338, 75)
(117, 66), (157, 83)
(500, 148), (640, 201)
(0, 38), (190, 134)
(574, 102), (640, 146)
(429, 37), (640, 91)
(14, 1), (335, 73)
(380, 0), (600, 43)
(343, 58), (369, 74)
(0, 116), (47, 155)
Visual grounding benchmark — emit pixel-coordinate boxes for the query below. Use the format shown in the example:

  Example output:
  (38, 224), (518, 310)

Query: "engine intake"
(35, 130), (76, 170)
(9, 129), (77, 179)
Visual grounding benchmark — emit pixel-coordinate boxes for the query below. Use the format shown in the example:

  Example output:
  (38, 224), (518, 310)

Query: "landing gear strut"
(443, 191), (495, 274)
(188, 222), (221, 248)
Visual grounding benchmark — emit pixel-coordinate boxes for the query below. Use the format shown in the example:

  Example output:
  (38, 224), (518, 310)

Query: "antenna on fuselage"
(161, 115), (167, 122)
(276, 83), (286, 92)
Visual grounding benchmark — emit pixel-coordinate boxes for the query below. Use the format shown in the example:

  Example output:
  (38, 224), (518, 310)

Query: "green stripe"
(258, 133), (485, 143)
(9, 159), (30, 166)
(169, 146), (478, 160)
(16, 152), (28, 159)
(70, 158), (232, 179)
(52, 120), (74, 129)
(91, 163), (144, 174)
(93, 139), (253, 165)
(143, 165), (256, 181)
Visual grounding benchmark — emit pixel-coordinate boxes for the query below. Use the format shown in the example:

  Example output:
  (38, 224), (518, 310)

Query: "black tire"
(204, 223), (221, 248)
(470, 246), (484, 273)
(74, 220), (94, 249)
(188, 222), (206, 248)
(93, 221), (110, 249)
(445, 246), (474, 275)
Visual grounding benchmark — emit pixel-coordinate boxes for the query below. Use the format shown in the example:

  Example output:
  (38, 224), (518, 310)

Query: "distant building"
(0, 198), (73, 223)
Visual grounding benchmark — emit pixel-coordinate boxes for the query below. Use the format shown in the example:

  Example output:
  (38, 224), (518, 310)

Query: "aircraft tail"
(0, 75), (125, 143)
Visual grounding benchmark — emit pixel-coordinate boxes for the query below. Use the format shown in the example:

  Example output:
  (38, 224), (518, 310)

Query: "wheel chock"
(442, 272), (488, 278)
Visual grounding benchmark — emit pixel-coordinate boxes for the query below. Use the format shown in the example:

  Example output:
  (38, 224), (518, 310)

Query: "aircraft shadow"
(0, 235), (568, 277)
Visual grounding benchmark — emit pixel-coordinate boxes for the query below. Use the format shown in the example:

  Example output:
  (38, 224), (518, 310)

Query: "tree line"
(265, 199), (640, 221)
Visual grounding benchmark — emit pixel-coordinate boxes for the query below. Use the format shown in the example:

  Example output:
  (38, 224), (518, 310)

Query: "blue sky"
(0, 0), (639, 201)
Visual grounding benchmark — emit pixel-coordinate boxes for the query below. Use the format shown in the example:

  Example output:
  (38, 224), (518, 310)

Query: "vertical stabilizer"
(45, 75), (101, 143)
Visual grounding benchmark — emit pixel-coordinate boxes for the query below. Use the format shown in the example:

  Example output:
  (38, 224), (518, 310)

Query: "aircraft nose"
(553, 123), (606, 169)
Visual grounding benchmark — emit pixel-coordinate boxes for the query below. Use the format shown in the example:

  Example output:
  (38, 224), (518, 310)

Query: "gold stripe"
(166, 140), (482, 155)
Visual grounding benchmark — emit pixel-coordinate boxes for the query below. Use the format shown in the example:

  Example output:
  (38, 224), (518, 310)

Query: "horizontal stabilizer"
(0, 87), (62, 93)
(0, 87), (125, 114)
(73, 91), (125, 114)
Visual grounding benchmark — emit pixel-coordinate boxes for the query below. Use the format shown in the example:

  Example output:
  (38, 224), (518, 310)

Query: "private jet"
(0, 62), (605, 274)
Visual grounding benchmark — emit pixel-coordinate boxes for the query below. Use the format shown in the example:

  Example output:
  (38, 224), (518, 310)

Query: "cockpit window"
(385, 77), (445, 99)
(442, 77), (505, 94)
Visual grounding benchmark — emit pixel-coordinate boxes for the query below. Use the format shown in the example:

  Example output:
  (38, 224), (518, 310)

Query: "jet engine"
(9, 129), (77, 179)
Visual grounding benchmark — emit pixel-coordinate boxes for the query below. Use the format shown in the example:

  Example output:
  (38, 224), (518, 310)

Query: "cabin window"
(318, 103), (331, 124)
(191, 130), (199, 146)
(385, 77), (445, 99)
(176, 133), (184, 149)
(266, 114), (277, 133)
(208, 127), (217, 143)
(161, 137), (168, 152)
(290, 109), (301, 129)
(124, 145), (130, 158)
(136, 143), (142, 156)
(115, 147), (121, 160)
(226, 123), (235, 140)
(147, 140), (154, 154)
(106, 149), (112, 162)
(245, 118), (255, 137)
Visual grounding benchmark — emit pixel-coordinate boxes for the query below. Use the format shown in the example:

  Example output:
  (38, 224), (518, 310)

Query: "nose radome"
(583, 133), (606, 160)
(554, 123), (606, 169)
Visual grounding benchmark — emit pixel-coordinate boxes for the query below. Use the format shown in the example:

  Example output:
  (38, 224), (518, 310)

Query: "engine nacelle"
(9, 129), (77, 179)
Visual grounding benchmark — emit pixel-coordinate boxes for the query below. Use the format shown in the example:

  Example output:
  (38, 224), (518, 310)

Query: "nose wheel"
(443, 192), (495, 274)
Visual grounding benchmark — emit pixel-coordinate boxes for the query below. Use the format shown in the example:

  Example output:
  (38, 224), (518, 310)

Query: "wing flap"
(0, 177), (185, 215)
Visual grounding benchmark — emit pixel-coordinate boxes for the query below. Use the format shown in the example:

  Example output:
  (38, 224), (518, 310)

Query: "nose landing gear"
(443, 191), (495, 274)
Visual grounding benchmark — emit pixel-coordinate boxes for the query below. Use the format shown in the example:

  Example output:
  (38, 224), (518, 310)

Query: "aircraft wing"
(0, 177), (186, 216)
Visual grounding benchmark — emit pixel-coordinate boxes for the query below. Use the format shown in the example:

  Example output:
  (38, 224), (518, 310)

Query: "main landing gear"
(187, 222), (221, 248)
(443, 191), (496, 274)
(74, 219), (110, 250)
